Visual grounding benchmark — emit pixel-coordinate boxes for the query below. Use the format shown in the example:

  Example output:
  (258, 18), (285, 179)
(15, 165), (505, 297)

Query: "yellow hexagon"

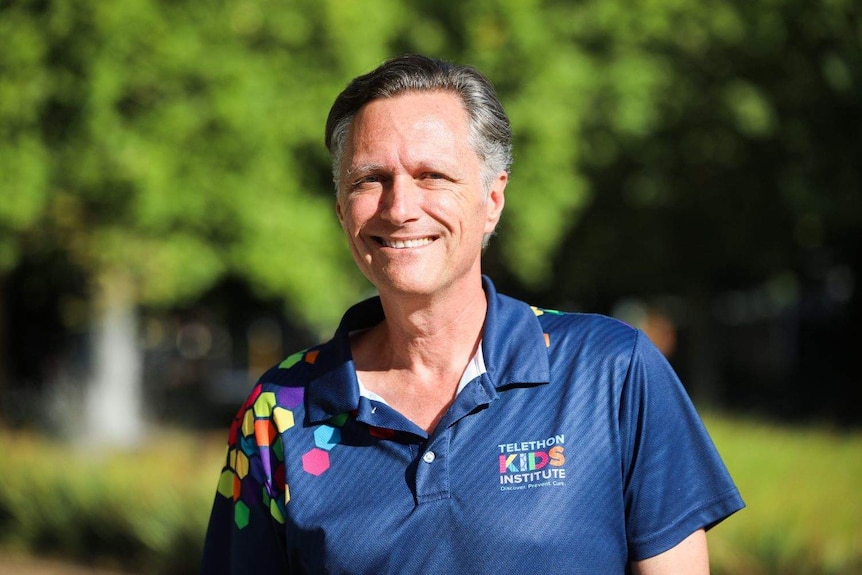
(242, 408), (255, 437)
(273, 407), (295, 433)
(235, 450), (250, 479)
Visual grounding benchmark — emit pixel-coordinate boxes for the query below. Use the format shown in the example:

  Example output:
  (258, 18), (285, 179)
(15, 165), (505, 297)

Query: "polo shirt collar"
(305, 276), (551, 425)
(480, 276), (551, 389)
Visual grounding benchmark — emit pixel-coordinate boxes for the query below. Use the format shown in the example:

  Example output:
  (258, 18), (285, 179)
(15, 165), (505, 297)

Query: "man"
(201, 54), (744, 574)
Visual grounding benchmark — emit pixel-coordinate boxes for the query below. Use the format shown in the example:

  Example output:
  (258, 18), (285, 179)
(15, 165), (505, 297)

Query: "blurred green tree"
(0, 3), (53, 404)
(0, 0), (372, 441)
(0, 0), (602, 441)
(540, 0), (860, 294)
(537, 0), (861, 404)
(1, 0), (858, 434)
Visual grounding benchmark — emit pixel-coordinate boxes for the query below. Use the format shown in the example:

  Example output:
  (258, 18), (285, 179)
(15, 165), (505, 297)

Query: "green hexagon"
(217, 469), (234, 499)
(270, 498), (285, 524)
(279, 351), (305, 369)
(272, 435), (285, 462)
(253, 392), (277, 418)
(234, 500), (250, 529)
(328, 413), (349, 427)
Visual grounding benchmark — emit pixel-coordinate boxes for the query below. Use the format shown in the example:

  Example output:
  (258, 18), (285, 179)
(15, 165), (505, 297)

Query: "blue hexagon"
(313, 425), (341, 451)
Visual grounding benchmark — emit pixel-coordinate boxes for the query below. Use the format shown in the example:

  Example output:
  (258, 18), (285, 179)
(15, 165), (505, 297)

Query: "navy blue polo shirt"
(201, 277), (744, 574)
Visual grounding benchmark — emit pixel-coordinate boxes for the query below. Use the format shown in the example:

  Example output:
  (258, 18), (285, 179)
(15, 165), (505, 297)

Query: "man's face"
(336, 91), (506, 299)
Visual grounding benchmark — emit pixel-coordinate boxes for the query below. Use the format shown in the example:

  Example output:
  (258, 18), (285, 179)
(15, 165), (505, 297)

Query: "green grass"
(1, 415), (860, 574)
(703, 414), (862, 574)
(0, 430), (225, 574)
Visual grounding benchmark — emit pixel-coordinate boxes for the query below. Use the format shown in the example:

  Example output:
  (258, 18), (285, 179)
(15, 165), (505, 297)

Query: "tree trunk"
(85, 269), (144, 446)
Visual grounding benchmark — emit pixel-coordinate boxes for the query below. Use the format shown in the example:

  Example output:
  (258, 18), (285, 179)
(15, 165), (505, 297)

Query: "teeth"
(380, 237), (434, 249)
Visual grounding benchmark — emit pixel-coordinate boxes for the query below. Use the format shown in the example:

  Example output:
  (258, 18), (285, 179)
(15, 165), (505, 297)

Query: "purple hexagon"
(277, 386), (304, 408)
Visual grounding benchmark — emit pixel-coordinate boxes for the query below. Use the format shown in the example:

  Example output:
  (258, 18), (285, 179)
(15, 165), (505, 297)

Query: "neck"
(350, 275), (488, 433)
(353, 272), (486, 370)
(377, 277), (486, 371)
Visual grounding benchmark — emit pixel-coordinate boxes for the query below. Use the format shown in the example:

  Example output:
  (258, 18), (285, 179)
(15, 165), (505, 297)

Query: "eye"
(351, 174), (383, 189)
(422, 172), (447, 181)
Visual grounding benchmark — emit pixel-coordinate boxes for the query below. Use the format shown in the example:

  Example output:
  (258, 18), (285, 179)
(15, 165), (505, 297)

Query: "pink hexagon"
(301, 448), (330, 476)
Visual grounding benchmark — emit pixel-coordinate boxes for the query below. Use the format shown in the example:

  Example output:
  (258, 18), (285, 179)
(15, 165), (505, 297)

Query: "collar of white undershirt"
(356, 342), (487, 406)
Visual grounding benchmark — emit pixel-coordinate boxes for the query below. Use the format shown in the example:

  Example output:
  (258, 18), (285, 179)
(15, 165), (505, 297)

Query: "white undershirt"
(357, 342), (487, 406)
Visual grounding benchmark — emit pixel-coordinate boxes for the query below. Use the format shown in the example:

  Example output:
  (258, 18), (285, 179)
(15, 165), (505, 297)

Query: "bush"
(0, 430), (224, 574)
(2, 416), (861, 574)
(703, 414), (862, 575)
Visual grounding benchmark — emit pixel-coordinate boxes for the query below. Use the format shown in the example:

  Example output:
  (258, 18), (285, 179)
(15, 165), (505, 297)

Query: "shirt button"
(422, 451), (436, 464)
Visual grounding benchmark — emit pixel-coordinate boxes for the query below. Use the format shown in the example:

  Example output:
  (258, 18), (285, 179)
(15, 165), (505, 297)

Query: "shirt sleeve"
(620, 331), (744, 560)
(200, 383), (291, 574)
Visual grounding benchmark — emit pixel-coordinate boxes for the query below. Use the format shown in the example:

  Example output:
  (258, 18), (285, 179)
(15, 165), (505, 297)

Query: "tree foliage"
(0, 0), (859, 333)
(540, 0), (861, 305)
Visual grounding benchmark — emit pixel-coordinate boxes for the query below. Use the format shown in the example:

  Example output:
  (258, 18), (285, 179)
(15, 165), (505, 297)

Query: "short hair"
(325, 54), (512, 194)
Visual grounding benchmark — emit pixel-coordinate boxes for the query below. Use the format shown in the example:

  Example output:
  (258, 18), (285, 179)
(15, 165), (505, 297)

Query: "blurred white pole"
(85, 270), (144, 447)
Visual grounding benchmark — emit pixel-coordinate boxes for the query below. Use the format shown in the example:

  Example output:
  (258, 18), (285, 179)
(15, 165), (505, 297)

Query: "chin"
(375, 269), (481, 300)
(364, 268), (440, 296)
(376, 278), (437, 297)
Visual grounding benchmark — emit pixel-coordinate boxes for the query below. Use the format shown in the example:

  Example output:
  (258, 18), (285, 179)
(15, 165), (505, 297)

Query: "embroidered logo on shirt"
(498, 434), (567, 491)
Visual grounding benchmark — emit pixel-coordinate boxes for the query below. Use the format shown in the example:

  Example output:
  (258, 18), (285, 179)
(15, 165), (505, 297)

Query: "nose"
(379, 175), (421, 224)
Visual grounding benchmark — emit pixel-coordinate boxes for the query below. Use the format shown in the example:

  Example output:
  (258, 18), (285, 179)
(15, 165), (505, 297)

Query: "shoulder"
(243, 344), (327, 407)
(532, 306), (633, 332)
(262, 345), (326, 381)
(532, 306), (640, 356)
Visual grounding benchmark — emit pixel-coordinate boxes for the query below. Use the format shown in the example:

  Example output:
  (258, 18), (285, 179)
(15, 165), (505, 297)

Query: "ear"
(335, 195), (345, 227)
(483, 170), (507, 234)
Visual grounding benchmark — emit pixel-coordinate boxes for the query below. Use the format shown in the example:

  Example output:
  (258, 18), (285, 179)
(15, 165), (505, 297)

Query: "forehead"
(344, 91), (474, 168)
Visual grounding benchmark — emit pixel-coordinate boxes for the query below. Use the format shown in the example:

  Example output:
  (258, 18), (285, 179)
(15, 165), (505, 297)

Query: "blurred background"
(1, 0), (860, 573)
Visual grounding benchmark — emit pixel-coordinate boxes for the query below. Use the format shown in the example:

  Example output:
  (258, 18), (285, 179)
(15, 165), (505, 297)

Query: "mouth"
(374, 236), (436, 249)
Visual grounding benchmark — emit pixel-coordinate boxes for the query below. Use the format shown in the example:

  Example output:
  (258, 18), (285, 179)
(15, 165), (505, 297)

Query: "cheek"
(423, 191), (465, 221)
(338, 199), (364, 231)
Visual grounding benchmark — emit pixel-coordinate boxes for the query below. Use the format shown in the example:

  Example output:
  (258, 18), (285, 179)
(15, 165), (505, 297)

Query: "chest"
(280, 381), (629, 573)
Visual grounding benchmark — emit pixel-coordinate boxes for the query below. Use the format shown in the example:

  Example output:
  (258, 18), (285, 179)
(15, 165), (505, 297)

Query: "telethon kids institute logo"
(498, 434), (566, 491)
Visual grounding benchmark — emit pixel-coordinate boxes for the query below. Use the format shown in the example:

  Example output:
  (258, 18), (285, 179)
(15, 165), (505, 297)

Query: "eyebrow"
(344, 159), (464, 182)
(344, 163), (386, 180)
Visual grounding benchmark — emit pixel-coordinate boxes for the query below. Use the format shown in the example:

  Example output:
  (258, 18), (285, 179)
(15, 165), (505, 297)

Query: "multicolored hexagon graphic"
(216, 348), (347, 530)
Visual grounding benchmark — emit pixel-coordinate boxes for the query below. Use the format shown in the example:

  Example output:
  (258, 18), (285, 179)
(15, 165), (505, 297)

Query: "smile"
(375, 237), (435, 249)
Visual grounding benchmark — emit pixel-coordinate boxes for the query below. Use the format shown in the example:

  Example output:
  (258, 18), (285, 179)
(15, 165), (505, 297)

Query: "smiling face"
(336, 91), (506, 300)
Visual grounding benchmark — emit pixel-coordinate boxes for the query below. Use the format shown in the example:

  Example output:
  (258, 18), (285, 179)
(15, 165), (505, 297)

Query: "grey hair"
(325, 54), (512, 197)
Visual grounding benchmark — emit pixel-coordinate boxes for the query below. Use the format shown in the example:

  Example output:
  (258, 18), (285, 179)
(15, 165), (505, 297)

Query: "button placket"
(415, 431), (450, 503)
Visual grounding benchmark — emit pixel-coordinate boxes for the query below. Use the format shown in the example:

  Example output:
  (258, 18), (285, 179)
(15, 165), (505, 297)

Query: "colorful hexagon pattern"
(215, 347), (348, 530)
